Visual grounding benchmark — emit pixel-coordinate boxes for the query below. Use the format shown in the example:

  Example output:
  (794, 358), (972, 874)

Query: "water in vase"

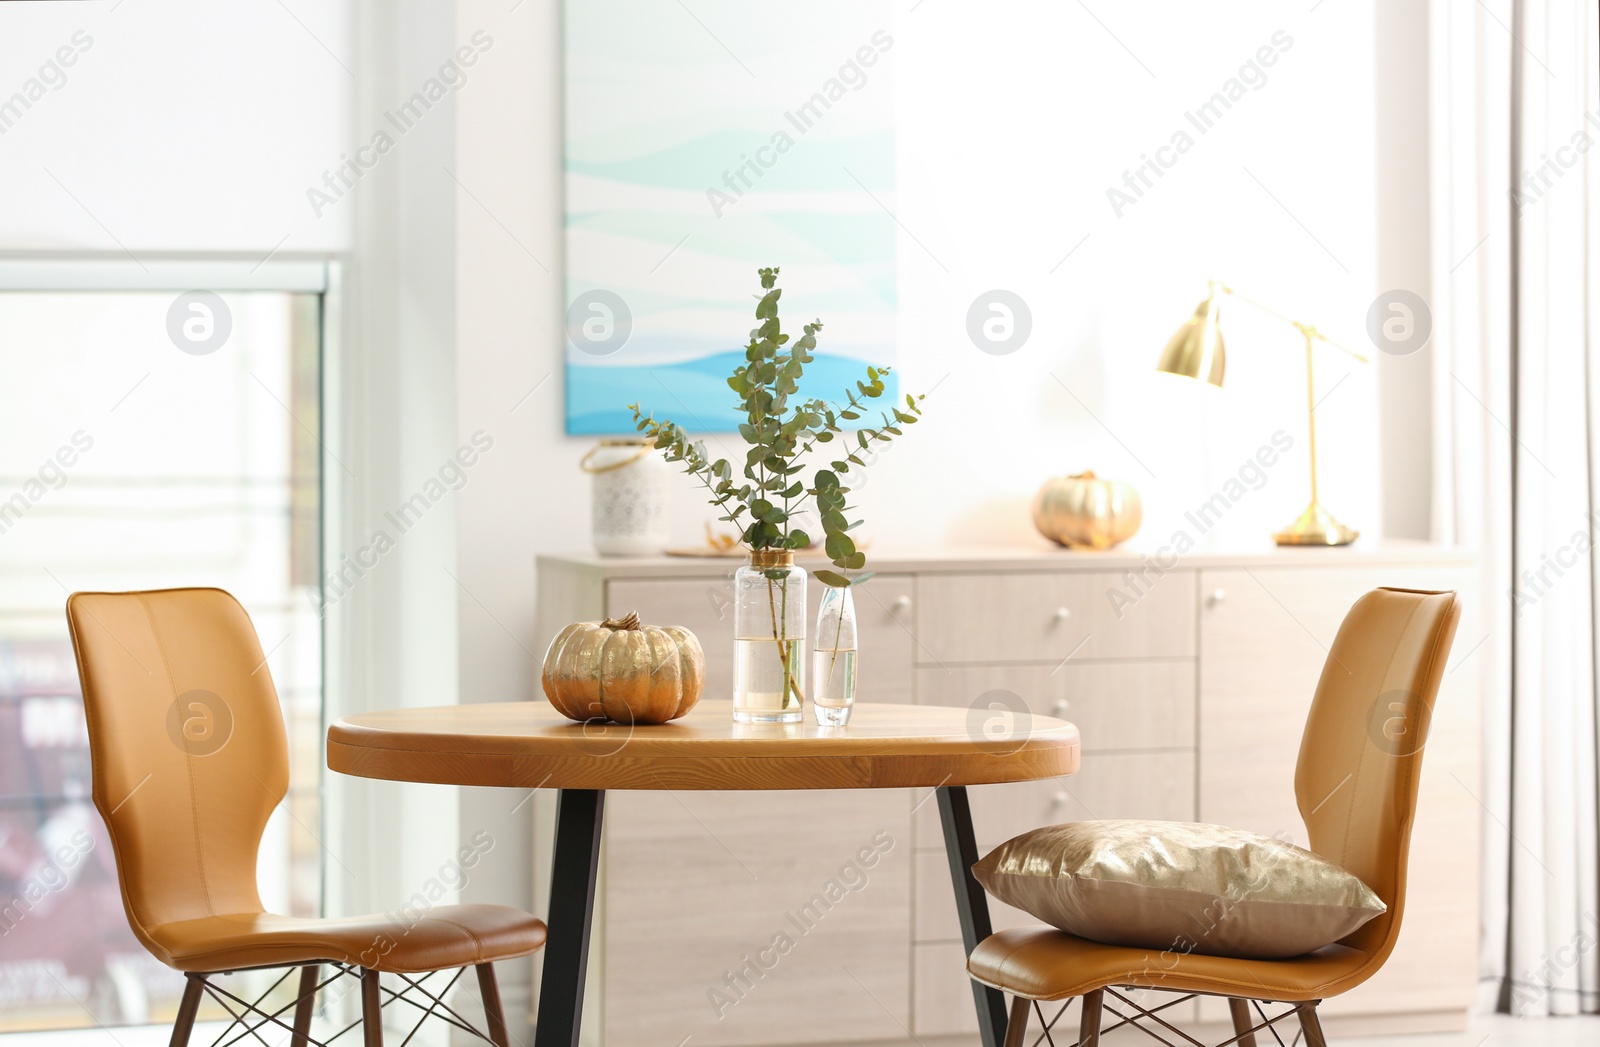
(811, 648), (857, 727)
(812, 584), (858, 727)
(733, 637), (805, 723)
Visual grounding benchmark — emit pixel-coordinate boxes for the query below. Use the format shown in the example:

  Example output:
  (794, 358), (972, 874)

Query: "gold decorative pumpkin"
(541, 612), (705, 725)
(1032, 470), (1142, 550)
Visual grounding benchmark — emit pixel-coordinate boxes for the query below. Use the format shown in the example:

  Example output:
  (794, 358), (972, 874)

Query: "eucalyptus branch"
(628, 267), (927, 588)
(629, 410), (748, 526)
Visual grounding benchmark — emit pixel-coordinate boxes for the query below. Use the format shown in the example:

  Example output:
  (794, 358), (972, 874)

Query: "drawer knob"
(1051, 790), (1070, 807)
(1053, 606), (1072, 622)
(1208, 588), (1227, 606)
(1052, 698), (1070, 717)
(892, 595), (912, 614)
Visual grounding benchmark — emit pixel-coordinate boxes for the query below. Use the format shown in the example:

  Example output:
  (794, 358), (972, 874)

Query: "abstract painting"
(564, 0), (897, 434)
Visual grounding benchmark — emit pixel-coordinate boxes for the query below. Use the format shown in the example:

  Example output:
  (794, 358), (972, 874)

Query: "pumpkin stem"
(601, 611), (643, 631)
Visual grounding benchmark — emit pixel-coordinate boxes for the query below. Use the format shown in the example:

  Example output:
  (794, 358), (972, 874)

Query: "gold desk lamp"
(1158, 280), (1369, 547)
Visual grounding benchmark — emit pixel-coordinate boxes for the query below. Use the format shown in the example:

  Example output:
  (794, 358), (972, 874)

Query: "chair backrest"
(67, 588), (284, 945)
(1294, 586), (1461, 960)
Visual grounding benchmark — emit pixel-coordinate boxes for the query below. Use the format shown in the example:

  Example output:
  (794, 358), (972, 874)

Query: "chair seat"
(146, 905), (547, 974)
(967, 927), (1378, 1003)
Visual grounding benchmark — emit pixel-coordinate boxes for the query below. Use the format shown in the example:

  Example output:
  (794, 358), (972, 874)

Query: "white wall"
(452, 0), (563, 1025)
(881, 1), (1384, 551)
(454, 0), (566, 1024)
(454, 1), (1397, 612)
(1374, 0), (1436, 540)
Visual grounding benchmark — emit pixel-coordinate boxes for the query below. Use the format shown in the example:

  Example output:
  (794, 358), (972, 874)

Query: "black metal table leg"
(938, 785), (1008, 1047)
(534, 789), (605, 1047)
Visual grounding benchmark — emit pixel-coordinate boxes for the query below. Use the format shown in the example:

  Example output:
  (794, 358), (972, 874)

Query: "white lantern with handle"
(582, 439), (670, 556)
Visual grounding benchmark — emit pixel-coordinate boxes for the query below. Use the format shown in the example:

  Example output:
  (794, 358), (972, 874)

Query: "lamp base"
(1273, 502), (1360, 547)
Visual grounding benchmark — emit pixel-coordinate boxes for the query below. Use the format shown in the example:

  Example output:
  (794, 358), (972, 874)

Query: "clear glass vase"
(812, 585), (857, 726)
(732, 549), (806, 723)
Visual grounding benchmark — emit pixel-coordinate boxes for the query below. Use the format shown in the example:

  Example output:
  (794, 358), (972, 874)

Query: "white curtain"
(1432, 0), (1600, 1016)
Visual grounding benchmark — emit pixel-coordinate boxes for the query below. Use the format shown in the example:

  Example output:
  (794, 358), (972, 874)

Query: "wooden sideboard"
(530, 543), (1480, 1046)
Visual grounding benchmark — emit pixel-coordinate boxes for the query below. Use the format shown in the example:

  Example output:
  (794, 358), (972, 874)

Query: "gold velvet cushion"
(973, 820), (1386, 960)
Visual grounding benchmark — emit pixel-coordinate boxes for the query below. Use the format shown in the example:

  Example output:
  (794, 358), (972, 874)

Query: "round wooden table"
(328, 700), (1080, 1047)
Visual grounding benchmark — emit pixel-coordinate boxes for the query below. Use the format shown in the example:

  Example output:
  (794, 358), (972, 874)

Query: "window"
(0, 273), (325, 1031)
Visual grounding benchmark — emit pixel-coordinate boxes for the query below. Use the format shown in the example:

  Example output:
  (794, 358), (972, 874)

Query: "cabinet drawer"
(914, 570), (1195, 664)
(913, 752), (1198, 850)
(603, 789), (912, 1047)
(917, 660), (1195, 752)
(912, 942), (981, 1036)
(607, 573), (916, 705)
(913, 849), (1033, 942)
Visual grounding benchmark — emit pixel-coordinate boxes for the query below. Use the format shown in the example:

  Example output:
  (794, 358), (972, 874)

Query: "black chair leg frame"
(168, 960), (513, 1047)
(997, 987), (1328, 1047)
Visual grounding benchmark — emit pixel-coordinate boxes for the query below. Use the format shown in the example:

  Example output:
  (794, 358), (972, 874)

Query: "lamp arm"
(1213, 282), (1370, 364)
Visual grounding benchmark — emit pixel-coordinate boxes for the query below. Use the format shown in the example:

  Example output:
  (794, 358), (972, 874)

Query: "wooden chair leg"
(1078, 989), (1104, 1047)
(361, 968), (384, 1047)
(291, 965), (319, 1047)
(168, 974), (205, 1047)
(1228, 998), (1258, 1047)
(476, 962), (510, 1047)
(1295, 1001), (1328, 1047)
(1000, 994), (1031, 1047)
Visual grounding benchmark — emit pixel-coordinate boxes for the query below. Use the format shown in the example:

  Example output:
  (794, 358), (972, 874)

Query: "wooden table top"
(327, 700), (1080, 791)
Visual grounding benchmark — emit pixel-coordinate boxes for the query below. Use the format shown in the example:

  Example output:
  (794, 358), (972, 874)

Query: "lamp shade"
(1158, 293), (1226, 387)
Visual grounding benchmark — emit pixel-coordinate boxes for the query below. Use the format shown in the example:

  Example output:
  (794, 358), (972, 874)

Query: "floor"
(1357, 1015), (1600, 1046)
(3, 1014), (1600, 1047)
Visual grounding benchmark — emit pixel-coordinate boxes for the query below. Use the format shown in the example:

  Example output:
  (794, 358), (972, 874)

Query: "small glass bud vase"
(732, 549), (806, 723)
(812, 585), (857, 727)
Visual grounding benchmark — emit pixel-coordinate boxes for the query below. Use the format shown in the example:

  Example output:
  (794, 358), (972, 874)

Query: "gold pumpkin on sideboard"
(542, 612), (705, 725)
(1032, 470), (1143, 550)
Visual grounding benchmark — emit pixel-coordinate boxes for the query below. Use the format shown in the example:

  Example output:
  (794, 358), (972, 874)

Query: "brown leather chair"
(67, 587), (546, 1047)
(969, 587), (1462, 1047)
